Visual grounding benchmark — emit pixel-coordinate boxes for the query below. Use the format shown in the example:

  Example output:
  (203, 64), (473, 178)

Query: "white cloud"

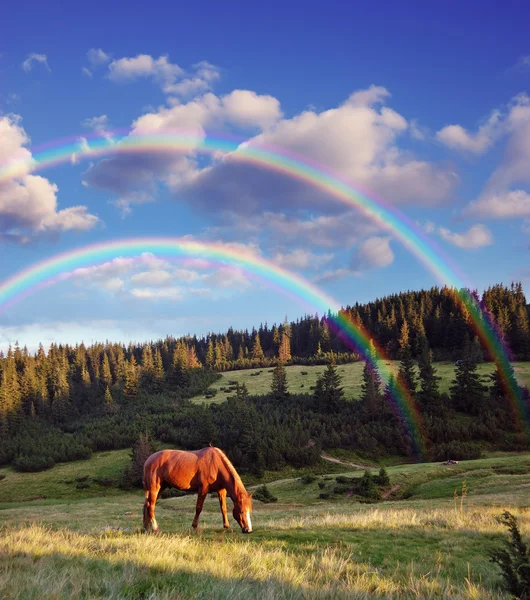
(438, 224), (493, 249)
(466, 190), (530, 218)
(352, 236), (394, 269)
(22, 53), (50, 72)
(82, 114), (110, 133)
(176, 85), (457, 213)
(81, 115), (114, 143)
(272, 248), (333, 270)
(436, 111), (501, 154)
(82, 48), (111, 77)
(202, 266), (252, 290)
(130, 269), (174, 286)
(164, 61), (220, 97)
(221, 90), (282, 129)
(82, 85), (456, 242)
(462, 94), (530, 218)
(0, 115), (99, 241)
(107, 54), (184, 92)
(87, 48), (110, 67)
(130, 286), (184, 300)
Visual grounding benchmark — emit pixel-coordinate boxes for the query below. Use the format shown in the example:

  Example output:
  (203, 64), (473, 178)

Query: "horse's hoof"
(223, 525), (230, 529)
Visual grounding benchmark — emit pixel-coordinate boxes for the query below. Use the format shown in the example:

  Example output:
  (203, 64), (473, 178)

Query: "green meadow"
(191, 360), (530, 403)
(2, 450), (530, 598)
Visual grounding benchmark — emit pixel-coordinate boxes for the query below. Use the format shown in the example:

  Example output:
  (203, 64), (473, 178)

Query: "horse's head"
(233, 492), (253, 533)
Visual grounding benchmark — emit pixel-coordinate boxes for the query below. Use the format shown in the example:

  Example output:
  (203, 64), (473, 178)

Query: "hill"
(1, 451), (530, 598)
(191, 360), (530, 404)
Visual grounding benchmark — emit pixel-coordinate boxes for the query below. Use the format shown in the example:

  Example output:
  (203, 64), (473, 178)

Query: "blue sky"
(1, 0), (530, 351)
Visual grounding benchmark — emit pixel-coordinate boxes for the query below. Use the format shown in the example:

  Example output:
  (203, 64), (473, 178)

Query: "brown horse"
(143, 446), (253, 533)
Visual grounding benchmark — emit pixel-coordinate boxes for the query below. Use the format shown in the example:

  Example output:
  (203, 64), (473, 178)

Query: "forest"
(1, 282), (529, 476)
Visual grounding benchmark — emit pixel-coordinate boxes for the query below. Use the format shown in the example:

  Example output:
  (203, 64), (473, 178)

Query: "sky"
(1, 0), (530, 352)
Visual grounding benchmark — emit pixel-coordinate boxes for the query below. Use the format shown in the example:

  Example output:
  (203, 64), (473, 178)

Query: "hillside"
(2, 451), (530, 598)
(191, 360), (530, 404)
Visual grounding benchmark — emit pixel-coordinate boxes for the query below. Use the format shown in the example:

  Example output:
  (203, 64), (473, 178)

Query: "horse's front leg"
(218, 489), (230, 529)
(143, 486), (161, 533)
(192, 489), (207, 529)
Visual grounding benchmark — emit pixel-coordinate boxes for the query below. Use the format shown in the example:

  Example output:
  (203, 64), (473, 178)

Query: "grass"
(2, 452), (530, 597)
(191, 361), (530, 404)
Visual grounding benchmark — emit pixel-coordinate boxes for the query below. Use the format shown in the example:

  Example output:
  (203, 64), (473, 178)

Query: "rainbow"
(0, 129), (527, 438)
(0, 237), (427, 455)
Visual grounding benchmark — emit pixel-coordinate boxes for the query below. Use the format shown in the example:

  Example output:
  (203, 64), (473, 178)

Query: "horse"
(143, 446), (253, 533)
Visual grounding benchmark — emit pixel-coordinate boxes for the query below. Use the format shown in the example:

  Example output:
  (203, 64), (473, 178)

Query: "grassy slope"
(191, 361), (530, 403)
(2, 451), (530, 598)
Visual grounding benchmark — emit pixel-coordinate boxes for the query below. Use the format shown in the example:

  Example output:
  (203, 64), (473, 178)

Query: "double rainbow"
(0, 130), (527, 444)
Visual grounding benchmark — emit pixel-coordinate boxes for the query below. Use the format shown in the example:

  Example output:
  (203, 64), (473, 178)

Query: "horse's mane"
(213, 447), (247, 495)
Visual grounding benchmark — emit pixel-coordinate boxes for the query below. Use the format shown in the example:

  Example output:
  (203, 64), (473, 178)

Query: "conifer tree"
(125, 433), (156, 488)
(450, 356), (486, 415)
(251, 332), (264, 360)
(186, 345), (202, 369)
(278, 332), (291, 362)
(398, 320), (417, 397)
(314, 355), (344, 412)
(104, 385), (116, 414)
(360, 360), (381, 414)
(271, 362), (289, 399)
(417, 345), (443, 416)
(123, 356), (139, 401)
(101, 353), (113, 389)
(205, 339), (215, 369)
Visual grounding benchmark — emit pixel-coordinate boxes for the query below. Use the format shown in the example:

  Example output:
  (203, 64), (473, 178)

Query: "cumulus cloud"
(107, 54), (184, 89)
(130, 269), (174, 286)
(164, 61), (220, 97)
(175, 85), (457, 214)
(84, 84), (456, 223)
(22, 53), (50, 72)
(438, 224), (493, 249)
(462, 94), (530, 218)
(272, 248), (333, 270)
(63, 246), (256, 300)
(0, 115), (99, 241)
(352, 236), (394, 270)
(436, 111), (502, 154)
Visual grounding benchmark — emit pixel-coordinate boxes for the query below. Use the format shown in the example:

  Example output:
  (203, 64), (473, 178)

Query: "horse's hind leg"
(218, 489), (230, 529)
(192, 489), (207, 530)
(143, 485), (160, 533)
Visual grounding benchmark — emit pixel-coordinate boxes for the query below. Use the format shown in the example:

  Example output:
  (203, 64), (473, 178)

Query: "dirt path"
(320, 452), (372, 470)
(382, 484), (402, 499)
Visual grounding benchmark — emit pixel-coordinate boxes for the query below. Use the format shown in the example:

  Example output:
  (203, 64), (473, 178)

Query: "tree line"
(0, 281), (529, 473)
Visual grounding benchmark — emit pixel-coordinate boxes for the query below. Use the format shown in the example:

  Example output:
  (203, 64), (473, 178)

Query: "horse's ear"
(248, 492), (253, 498)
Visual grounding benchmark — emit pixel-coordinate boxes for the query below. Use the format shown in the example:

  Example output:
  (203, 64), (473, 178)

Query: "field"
(2, 450), (530, 598)
(191, 360), (530, 403)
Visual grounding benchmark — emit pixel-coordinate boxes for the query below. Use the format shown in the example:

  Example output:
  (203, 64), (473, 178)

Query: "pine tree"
(104, 385), (116, 414)
(360, 361), (381, 414)
(169, 342), (189, 388)
(186, 345), (202, 369)
(205, 339), (215, 369)
(278, 332), (291, 362)
(398, 320), (417, 397)
(417, 345), (443, 416)
(101, 353), (113, 388)
(251, 332), (264, 360)
(123, 356), (139, 401)
(125, 433), (156, 488)
(450, 356), (486, 415)
(235, 382), (250, 402)
(271, 362), (289, 399)
(152, 348), (165, 392)
(315, 355), (344, 413)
